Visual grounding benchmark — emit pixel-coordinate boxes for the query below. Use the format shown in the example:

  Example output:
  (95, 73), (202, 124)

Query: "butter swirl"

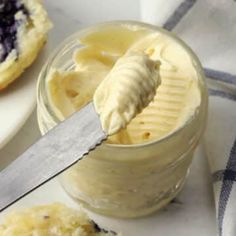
(94, 52), (161, 135)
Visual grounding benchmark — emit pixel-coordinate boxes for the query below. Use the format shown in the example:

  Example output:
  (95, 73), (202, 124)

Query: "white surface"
(0, 1), (217, 235)
(0, 48), (46, 149)
(0, 112), (216, 235)
(204, 95), (236, 236)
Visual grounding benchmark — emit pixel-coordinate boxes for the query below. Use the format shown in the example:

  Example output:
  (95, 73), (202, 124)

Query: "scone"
(0, 0), (52, 90)
(0, 203), (121, 236)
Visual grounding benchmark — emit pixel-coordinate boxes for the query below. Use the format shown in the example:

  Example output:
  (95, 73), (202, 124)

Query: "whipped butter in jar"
(37, 21), (208, 218)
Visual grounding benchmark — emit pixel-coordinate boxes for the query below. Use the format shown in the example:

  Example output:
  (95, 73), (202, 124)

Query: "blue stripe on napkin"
(218, 139), (236, 236)
(205, 68), (236, 85)
(163, 0), (197, 31)
(209, 89), (236, 101)
(213, 169), (236, 183)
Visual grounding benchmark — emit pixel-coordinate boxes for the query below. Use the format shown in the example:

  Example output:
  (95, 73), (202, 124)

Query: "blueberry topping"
(92, 220), (117, 235)
(92, 221), (103, 233)
(0, 0), (28, 62)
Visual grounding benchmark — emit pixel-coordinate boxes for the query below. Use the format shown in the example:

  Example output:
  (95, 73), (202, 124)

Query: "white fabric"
(206, 91), (236, 236)
(140, 1), (236, 236)
(140, 0), (183, 26)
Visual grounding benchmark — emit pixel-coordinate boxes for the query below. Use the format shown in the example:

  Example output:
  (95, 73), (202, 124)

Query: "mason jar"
(37, 21), (208, 218)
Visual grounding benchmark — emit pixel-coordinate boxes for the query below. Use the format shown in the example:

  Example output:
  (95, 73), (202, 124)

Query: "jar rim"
(37, 20), (207, 150)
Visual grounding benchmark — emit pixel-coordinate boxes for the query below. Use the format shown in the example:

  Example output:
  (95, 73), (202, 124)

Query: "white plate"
(0, 144), (216, 236)
(0, 47), (51, 150)
(0, 0), (76, 150)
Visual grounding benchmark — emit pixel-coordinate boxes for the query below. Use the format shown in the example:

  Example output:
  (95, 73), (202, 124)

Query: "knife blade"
(0, 102), (107, 212)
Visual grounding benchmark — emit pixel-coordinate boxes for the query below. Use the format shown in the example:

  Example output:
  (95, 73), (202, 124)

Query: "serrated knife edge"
(0, 102), (107, 212)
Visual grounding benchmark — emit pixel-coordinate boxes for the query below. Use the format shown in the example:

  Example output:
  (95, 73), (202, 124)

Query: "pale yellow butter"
(46, 24), (200, 144)
(93, 51), (161, 135)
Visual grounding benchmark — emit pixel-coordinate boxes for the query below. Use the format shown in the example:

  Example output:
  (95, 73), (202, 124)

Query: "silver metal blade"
(0, 102), (106, 212)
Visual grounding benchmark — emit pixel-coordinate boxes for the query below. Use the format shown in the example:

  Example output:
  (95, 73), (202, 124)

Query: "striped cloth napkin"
(140, 0), (236, 235)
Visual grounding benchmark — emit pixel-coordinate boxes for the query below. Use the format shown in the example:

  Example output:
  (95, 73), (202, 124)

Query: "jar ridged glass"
(37, 21), (208, 218)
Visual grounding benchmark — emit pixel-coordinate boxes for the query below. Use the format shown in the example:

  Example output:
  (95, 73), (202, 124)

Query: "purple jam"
(92, 221), (117, 235)
(0, 0), (28, 62)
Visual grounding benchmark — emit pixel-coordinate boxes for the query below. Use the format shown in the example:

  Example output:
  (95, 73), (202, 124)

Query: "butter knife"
(0, 102), (107, 212)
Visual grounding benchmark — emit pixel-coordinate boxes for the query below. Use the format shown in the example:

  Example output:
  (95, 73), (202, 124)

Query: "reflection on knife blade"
(0, 102), (107, 212)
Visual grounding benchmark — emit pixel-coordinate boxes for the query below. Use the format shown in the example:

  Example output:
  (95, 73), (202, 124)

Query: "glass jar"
(37, 21), (208, 218)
